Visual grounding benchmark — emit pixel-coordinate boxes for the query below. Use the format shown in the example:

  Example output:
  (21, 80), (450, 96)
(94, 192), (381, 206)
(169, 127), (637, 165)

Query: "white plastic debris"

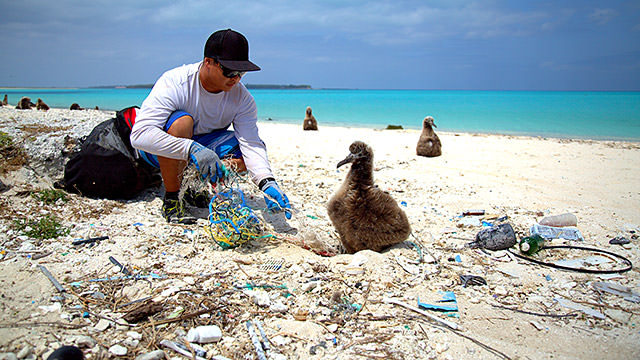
(554, 297), (605, 319)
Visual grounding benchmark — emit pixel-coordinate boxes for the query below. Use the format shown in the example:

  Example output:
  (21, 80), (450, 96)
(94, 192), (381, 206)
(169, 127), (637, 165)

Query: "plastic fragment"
(592, 281), (640, 303)
(554, 297), (605, 319)
(417, 291), (458, 312)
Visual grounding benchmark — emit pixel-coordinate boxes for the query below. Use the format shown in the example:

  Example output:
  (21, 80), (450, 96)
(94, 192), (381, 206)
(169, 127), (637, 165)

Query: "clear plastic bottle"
(519, 235), (545, 255)
(185, 325), (222, 343)
(530, 223), (584, 241)
(539, 213), (577, 227)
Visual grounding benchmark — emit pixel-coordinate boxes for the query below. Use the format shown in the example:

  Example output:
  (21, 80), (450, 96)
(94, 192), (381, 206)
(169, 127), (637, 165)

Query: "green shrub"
(0, 131), (13, 148)
(33, 188), (68, 204)
(13, 214), (70, 239)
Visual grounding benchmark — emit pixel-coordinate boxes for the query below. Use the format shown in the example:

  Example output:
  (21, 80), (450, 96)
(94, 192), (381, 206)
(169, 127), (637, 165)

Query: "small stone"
(127, 331), (142, 340)
(135, 350), (165, 360)
(109, 344), (127, 356)
(269, 300), (288, 313)
(40, 350), (54, 360)
(69, 335), (96, 348)
(16, 346), (32, 359)
(435, 342), (449, 354)
(493, 286), (508, 296)
(327, 324), (338, 332)
(94, 318), (110, 331)
(123, 339), (140, 347)
(248, 290), (271, 307)
(271, 335), (291, 346)
(289, 264), (305, 274)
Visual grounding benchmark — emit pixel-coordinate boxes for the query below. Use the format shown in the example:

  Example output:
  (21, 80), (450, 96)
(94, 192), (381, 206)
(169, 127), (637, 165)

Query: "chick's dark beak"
(337, 153), (356, 168)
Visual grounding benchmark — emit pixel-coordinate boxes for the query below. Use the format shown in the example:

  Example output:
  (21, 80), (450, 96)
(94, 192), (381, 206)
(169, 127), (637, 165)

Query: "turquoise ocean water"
(2, 87), (639, 141)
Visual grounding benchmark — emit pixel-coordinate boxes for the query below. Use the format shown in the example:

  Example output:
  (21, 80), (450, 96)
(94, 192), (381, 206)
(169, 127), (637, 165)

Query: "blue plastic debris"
(133, 222), (144, 226)
(417, 291), (459, 312)
(455, 254), (462, 263)
(400, 201), (407, 207)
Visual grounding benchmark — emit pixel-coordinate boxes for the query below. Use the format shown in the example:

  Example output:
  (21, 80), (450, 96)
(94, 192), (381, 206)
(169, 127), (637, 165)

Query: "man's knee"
(167, 114), (194, 139)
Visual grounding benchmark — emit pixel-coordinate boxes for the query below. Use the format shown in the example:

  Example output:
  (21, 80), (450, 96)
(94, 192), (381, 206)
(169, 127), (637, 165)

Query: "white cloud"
(136, 1), (559, 46)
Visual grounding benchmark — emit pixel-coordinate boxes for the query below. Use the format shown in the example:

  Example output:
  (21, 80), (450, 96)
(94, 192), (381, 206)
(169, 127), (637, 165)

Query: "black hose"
(507, 245), (633, 274)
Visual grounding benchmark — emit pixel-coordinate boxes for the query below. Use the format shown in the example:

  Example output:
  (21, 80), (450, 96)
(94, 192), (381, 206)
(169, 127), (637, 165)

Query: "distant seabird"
(15, 97), (34, 109)
(416, 116), (442, 157)
(2, 95), (7, 106)
(303, 106), (318, 131)
(36, 98), (50, 111)
(327, 141), (411, 253)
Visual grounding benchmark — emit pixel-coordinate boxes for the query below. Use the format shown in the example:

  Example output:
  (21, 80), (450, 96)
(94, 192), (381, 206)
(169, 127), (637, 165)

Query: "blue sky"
(1, 0), (639, 90)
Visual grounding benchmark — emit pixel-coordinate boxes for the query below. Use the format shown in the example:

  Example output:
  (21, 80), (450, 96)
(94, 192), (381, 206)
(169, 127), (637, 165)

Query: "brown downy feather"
(416, 116), (441, 157)
(303, 106), (318, 131)
(327, 141), (411, 253)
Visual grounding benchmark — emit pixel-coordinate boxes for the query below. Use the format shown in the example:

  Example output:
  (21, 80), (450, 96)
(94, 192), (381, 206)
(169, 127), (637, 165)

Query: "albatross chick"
(303, 106), (318, 130)
(416, 116), (441, 157)
(327, 141), (411, 253)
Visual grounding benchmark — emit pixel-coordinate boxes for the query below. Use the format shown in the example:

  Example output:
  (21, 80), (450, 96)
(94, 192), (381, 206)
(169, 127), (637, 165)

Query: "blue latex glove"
(259, 178), (292, 219)
(188, 142), (227, 183)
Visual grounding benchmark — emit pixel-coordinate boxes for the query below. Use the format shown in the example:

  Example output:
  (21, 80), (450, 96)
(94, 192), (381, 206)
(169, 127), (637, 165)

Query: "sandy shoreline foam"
(1, 106), (639, 359)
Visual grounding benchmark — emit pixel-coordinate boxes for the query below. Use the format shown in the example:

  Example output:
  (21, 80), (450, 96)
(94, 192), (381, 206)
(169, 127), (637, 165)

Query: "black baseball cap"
(204, 29), (260, 72)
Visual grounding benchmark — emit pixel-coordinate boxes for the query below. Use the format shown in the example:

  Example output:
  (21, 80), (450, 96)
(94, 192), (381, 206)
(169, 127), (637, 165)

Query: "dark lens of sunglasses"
(222, 67), (245, 78)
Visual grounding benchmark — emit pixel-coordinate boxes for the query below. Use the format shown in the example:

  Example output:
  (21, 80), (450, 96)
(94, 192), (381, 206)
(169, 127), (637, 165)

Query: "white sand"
(1, 107), (639, 359)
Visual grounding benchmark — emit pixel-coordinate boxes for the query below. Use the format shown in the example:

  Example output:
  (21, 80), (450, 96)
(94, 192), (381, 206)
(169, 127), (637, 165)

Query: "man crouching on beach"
(130, 29), (291, 224)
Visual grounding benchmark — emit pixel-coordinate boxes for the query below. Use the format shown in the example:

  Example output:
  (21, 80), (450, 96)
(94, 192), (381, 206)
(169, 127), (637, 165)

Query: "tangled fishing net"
(181, 165), (271, 249)
(181, 162), (339, 255)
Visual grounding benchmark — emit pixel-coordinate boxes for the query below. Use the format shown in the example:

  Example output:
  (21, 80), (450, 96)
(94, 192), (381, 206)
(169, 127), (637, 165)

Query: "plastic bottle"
(530, 223), (584, 241)
(539, 213), (577, 227)
(185, 325), (222, 343)
(519, 235), (545, 255)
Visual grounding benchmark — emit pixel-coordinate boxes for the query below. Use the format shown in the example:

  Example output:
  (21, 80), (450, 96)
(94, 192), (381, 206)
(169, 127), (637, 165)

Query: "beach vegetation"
(12, 214), (70, 239)
(0, 131), (14, 148)
(0, 131), (27, 174)
(33, 188), (68, 204)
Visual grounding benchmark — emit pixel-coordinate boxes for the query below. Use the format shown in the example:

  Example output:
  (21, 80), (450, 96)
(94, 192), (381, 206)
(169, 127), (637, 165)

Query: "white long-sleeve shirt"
(130, 61), (273, 184)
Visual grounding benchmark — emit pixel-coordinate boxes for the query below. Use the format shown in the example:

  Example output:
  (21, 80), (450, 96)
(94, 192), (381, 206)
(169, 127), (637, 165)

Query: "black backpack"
(56, 106), (161, 199)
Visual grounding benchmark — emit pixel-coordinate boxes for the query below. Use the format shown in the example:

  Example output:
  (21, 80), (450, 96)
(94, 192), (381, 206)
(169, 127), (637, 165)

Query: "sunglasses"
(217, 62), (246, 78)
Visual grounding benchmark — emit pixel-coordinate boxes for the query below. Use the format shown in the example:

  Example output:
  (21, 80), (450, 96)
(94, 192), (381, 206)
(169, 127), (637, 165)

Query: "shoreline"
(258, 117), (640, 143)
(3, 104), (639, 143)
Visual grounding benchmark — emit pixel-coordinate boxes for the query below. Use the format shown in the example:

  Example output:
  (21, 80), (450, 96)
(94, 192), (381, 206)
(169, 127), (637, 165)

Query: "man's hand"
(188, 142), (228, 183)
(259, 178), (291, 219)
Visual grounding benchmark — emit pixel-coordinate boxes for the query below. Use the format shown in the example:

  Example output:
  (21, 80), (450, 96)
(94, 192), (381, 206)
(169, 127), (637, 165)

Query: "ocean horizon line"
(1, 85), (639, 93)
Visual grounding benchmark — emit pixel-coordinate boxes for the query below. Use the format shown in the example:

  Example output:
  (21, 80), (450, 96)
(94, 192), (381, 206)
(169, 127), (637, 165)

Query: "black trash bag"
(56, 107), (160, 199)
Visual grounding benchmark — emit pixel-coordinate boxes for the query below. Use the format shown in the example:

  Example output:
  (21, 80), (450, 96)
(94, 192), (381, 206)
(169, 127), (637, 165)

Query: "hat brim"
(218, 59), (261, 72)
